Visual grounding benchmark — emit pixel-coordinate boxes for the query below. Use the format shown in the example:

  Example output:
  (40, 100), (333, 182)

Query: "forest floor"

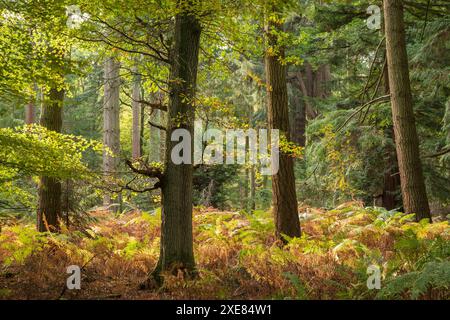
(0, 203), (449, 300)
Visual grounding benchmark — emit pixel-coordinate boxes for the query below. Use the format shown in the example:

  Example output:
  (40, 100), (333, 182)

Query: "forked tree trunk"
(265, 11), (301, 241)
(103, 57), (121, 207)
(383, 0), (431, 221)
(152, 11), (201, 279)
(37, 87), (63, 232)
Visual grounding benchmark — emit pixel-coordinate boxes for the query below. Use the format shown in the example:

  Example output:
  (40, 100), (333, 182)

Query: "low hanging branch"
(125, 159), (164, 180)
(360, 57), (387, 123)
(122, 89), (168, 112)
(425, 147), (450, 158)
(148, 120), (167, 131)
(119, 176), (162, 193)
(91, 16), (170, 64)
(110, 160), (165, 193)
(335, 94), (391, 133)
(359, 36), (386, 100)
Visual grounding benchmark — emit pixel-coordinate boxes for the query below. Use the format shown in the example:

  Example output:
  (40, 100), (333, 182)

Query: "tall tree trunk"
(103, 57), (121, 207)
(265, 11), (301, 241)
(250, 165), (256, 211)
(153, 10), (201, 279)
(132, 66), (141, 159)
(37, 88), (63, 232)
(139, 101), (146, 156)
(384, 0), (431, 221)
(381, 52), (402, 210)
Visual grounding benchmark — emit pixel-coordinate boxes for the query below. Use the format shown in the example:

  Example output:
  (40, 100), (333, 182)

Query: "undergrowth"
(0, 203), (448, 300)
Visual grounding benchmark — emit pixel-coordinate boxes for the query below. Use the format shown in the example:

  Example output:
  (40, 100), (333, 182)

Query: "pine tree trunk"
(265, 12), (301, 241)
(103, 57), (121, 207)
(381, 52), (401, 210)
(153, 11), (201, 278)
(383, 0), (431, 221)
(37, 87), (63, 232)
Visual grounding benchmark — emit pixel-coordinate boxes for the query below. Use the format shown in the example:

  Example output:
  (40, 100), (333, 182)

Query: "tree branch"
(125, 159), (164, 179)
(336, 95), (391, 133)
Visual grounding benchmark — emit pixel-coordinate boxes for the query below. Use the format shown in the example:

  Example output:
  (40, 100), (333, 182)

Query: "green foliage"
(378, 261), (450, 300)
(0, 125), (103, 212)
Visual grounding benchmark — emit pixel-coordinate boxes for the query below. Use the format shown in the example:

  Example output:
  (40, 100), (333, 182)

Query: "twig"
(336, 95), (391, 133)
(359, 37), (385, 100)
(425, 147), (450, 158)
(360, 57), (387, 123)
(57, 254), (99, 300)
(148, 120), (167, 131)
(421, 0), (432, 41)
(121, 89), (168, 112)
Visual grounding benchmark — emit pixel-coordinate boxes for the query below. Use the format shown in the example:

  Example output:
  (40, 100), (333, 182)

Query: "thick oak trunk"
(384, 0), (431, 221)
(265, 14), (301, 241)
(37, 88), (63, 232)
(153, 11), (201, 278)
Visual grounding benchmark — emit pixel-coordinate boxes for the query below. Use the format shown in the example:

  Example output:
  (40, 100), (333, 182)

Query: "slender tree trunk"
(37, 87), (63, 232)
(244, 167), (250, 209)
(103, 57), (121, 207)
(250, 165), (256, 211)
(265, 11), (301, 241)
(152, 11), (201, 279)
(384, 0), (431, 221)
(150, 108), (162, 162)
(140, 102), (145, 156)
(132, 66), (141, 159)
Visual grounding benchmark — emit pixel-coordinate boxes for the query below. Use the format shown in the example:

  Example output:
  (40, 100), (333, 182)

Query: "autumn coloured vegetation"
(0, 0), (449, 302)
(1, 203), (449, 299)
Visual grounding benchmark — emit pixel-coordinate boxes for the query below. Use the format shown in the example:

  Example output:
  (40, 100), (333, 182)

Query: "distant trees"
(103, 57), (121, 207)
(383, 0), (431, 221)
(131, 64), (141, 160)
